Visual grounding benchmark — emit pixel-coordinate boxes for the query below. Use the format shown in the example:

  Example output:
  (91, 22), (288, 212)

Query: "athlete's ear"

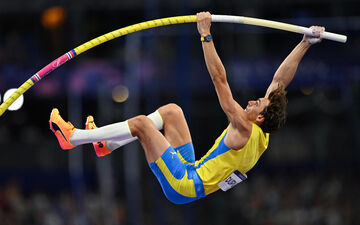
(256, 114), (265, 124)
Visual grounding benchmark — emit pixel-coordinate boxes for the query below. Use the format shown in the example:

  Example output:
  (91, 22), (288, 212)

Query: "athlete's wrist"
(200, 31), (211, 36)
(300, 40), (312, 47)
(200, 33), (212, 42)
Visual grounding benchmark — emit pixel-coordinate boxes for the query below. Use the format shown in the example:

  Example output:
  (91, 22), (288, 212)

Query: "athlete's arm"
(197, 12), (251, 132)
(265, 26), (325, 98)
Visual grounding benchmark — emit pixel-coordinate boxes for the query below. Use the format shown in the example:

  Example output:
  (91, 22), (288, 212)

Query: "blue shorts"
(149, 143), (205, 204)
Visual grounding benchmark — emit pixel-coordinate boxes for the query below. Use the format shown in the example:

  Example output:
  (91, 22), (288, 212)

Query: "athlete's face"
(244, 97), (270, 123)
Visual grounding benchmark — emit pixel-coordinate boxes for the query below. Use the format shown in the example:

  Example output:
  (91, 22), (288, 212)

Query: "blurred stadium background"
(0, 0), (359, 224)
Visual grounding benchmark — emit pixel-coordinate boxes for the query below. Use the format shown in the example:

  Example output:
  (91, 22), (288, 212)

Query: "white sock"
(105, 110), (163, 151)
(70, 120), (133, 146)
(106, 137), (137, 150)
(147, 110), (164, 130)
(70, 110), (164, 148)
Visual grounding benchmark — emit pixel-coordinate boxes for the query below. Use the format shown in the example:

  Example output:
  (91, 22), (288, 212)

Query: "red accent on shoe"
(85, 116), (111, 157)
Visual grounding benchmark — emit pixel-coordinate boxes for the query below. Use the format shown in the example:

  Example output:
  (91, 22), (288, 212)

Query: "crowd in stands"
(0, 170), (358, 225)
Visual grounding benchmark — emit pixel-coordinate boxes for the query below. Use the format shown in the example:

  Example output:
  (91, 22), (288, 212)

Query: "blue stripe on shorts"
(175, 142), (195, 164)
(149, 145), (205, 204)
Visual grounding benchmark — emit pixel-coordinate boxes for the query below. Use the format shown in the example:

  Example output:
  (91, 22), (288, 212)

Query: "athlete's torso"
(195, 123), (269, 195)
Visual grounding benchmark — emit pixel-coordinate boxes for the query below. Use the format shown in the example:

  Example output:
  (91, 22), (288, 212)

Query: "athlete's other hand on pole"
(303, 26), (325, 44)
(197, 12), (212, 36)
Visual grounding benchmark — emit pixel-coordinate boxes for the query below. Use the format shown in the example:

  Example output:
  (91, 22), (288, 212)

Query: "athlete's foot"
(85, 116), (111, 157)
(49, 108), (76, 150)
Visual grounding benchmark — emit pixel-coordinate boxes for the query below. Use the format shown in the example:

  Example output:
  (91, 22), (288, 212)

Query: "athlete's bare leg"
(158, 103), (192, 148)
(128, 103), (192, 163)
(128, 115), (170, 163)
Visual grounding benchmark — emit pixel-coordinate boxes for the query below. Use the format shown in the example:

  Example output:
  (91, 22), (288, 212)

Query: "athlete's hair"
(259, 85), (288, 133)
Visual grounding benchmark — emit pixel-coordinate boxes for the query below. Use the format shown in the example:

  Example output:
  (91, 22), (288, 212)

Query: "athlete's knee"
(159, 103), (184, 120)
(129, 115), (155, 136)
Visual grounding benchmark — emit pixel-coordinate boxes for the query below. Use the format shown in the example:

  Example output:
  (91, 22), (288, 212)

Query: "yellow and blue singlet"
(149, 123), (269, 204)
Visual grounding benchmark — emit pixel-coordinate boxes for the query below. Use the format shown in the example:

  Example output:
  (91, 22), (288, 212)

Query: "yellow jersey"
(195, 123), (269, 195)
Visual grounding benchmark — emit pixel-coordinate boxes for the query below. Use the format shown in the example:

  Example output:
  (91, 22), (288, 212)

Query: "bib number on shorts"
(218, 170), (247, 191)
